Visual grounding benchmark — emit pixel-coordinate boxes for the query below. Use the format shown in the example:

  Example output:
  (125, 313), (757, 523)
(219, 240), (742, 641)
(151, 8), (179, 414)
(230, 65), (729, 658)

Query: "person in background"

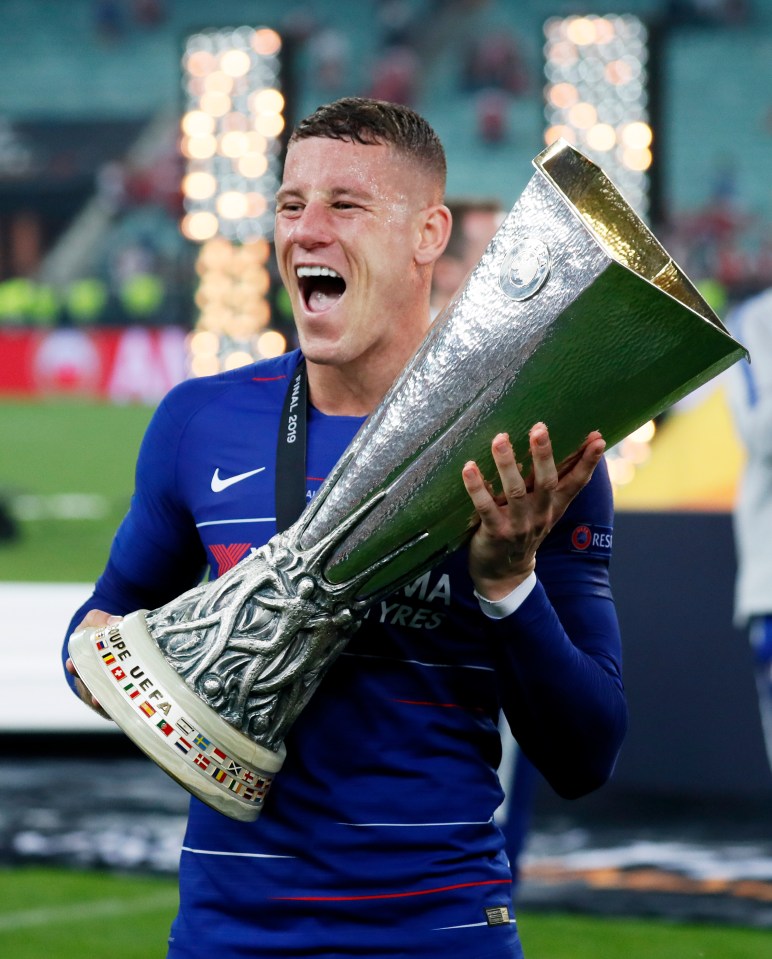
(726, 285), (772, 771)
(64, 97), (626, 959)
(430, 197), (503, 317)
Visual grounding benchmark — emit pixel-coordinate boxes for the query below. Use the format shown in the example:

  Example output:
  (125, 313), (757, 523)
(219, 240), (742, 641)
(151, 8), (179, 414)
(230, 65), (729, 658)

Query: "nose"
(287, 201), (333, 249)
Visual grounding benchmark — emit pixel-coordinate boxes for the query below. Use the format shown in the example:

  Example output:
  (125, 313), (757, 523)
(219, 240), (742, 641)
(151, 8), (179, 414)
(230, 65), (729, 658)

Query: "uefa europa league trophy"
(69, 139), (747, 821)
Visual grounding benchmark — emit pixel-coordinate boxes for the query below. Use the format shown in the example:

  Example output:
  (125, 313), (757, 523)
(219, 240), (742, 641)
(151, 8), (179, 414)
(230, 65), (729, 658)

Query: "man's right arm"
(62, 394), (208, 706)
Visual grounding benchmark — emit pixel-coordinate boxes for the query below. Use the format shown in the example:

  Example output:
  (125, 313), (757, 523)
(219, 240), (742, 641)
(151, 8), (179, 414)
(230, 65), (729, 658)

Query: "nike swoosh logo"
(211, 467), (266, 493)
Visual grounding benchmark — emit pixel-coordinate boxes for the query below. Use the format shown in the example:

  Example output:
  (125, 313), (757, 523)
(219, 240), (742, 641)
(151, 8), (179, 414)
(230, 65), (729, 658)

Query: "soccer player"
(64, 97), (627, 959)
(726, 286), (772, 773)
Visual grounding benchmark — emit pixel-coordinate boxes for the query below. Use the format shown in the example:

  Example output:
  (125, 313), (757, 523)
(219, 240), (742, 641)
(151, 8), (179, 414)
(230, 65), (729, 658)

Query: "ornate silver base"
(68, 610), (286, 821)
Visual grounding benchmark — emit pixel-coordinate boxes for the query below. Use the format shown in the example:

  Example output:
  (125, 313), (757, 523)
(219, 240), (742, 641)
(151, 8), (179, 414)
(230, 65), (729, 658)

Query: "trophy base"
(68, 610), (286, 821)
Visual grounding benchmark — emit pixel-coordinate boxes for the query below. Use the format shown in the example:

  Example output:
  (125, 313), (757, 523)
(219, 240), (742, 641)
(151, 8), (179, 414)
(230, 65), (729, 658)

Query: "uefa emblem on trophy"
(69, 140), (747, 821)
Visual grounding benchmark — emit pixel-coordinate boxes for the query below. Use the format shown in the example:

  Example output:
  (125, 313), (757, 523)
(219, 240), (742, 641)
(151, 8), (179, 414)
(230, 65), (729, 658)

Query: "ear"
(414, 204), (452, 267)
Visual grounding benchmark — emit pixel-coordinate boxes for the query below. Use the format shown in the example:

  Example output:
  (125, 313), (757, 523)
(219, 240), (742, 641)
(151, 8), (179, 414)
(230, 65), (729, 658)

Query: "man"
(430, 197), (503, 317)
(64, 97), (627, 958)
(726, 286), (772, 772)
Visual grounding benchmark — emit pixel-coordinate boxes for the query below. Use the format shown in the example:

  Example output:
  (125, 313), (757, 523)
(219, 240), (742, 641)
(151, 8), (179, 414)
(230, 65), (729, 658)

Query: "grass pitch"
(0, 398), (154, 582)
(0, 867), (178, 956)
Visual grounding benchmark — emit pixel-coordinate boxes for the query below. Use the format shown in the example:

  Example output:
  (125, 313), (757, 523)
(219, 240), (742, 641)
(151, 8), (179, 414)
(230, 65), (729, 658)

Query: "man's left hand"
(462, 423), (606, 600)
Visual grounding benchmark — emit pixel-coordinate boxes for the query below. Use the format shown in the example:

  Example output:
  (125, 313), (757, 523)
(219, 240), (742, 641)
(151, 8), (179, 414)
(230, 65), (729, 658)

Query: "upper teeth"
(297, 266), (341, 279)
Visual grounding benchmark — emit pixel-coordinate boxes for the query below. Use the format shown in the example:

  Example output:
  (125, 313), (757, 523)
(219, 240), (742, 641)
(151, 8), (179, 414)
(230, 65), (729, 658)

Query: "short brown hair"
(290, 97), (447, 192)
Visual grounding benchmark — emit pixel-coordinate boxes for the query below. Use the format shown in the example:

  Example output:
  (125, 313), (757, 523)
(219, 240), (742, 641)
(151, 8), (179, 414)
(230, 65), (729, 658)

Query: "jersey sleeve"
(491, 459), (627, 799)
(62, 390), (207, 692)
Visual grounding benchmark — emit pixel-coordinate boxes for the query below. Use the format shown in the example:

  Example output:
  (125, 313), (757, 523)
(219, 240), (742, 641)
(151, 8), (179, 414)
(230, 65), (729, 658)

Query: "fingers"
(464, 429), (549, 522)
(78, 608), (121, 631)
(559, 429), (606, 500)
(465, 425), (605, 514)
(463, 425), (605, 599)
(582, 430), (606, 459)
(489, 426), (558, 513)
(67, 657), (111, 720)
(463, 434), (536, 596)
(526, 424), (605, 501)
(462, 459), (495, 521)
(463, 431), (527, 518)
(67, 609), (122, 721)
(491, 432), (528, 503)
(484, 426), (560, 503)
(528, 423), (559, 498)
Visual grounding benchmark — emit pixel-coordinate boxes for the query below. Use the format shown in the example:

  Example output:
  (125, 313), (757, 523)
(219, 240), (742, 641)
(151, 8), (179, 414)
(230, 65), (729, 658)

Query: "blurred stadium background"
(1, 0), (771, 946)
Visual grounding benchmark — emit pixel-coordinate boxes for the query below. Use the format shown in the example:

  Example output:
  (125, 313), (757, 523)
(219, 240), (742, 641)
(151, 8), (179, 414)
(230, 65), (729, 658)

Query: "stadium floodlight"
(180, 25), (288, 373)
(543, 13), (657, 486)
(543, 14), (652, 220)
(181, 25), (284, 243)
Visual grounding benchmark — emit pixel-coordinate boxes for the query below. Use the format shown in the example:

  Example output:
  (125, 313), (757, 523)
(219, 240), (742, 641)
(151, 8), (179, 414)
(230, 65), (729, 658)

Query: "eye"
(277, 199), (303, 215)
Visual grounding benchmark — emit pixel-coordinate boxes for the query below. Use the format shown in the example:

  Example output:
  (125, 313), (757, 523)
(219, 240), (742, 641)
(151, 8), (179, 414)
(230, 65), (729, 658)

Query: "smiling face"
(274, 136), (450, 403)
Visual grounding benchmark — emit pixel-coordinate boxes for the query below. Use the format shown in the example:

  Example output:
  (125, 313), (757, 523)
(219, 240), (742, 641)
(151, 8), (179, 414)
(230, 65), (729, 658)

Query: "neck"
(306, 360), (399, 417)
(305, 333), (427, 417)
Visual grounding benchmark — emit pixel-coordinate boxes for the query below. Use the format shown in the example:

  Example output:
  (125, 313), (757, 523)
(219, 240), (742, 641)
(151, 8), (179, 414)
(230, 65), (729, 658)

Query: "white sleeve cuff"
(475, 571), (537, 620)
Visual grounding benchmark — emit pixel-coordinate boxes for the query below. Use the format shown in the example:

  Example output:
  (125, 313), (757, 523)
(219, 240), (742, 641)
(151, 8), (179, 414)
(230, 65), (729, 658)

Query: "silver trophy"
(69, 140), (747, 821)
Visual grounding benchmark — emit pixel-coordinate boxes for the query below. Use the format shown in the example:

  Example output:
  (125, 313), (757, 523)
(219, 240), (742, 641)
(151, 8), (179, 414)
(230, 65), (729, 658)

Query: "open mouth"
(297, 266), (346, 314)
